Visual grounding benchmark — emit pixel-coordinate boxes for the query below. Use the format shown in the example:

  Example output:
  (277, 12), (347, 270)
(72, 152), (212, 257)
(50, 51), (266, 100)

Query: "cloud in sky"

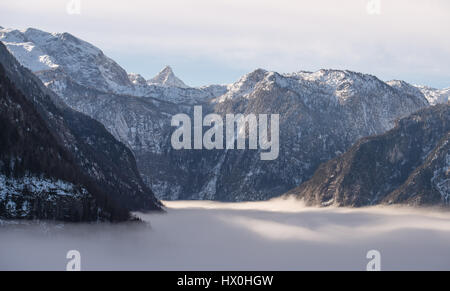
(1, 0), (449, 87)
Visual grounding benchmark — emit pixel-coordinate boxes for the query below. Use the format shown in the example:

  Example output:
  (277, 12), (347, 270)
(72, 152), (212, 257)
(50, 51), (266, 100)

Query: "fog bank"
(1, 198), (449, 270)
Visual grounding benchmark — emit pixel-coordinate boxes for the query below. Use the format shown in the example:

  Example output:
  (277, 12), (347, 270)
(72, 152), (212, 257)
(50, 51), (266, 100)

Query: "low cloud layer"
(1, 198), (450, 270)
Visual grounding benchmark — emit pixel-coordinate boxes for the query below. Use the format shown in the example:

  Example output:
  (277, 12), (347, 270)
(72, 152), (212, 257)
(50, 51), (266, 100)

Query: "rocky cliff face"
(0, 61), (125, 221)
(287, 104), (449, 207)
(0, 42), (161, 221)
(1, 27), (435, 202)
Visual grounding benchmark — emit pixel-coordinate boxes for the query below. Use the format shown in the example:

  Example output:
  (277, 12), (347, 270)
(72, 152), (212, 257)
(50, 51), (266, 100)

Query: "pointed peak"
(148, 65), (189, 88)
(253, 68), (268, 74)
(246, 68), (268, 77)
(237, 68), (268, 84)
(160, 65), (174, 74)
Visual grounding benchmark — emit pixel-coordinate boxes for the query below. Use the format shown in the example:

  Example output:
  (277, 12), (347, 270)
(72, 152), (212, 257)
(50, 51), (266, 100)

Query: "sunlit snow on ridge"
(1, 198), (450, 271)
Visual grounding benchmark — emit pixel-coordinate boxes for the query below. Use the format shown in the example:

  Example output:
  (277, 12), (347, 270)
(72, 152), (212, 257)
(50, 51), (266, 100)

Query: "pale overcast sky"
(1, 0), (449, 88)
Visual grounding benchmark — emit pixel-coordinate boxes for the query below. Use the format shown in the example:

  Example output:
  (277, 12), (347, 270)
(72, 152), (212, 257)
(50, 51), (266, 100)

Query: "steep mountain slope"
(386, 131), (449, 205)
(0, 42), (161, 215)
(0, 62), (129, 221)
(1, 27), (431, 201)
(287, 104), (449, 207)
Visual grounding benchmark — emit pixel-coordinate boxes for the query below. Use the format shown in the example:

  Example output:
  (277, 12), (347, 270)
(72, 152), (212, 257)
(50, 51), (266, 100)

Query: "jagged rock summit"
(148, 66), (189, 88)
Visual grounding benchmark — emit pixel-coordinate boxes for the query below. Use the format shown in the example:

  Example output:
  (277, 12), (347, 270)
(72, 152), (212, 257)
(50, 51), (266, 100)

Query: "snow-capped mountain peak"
(0, 27), (133, 93)
(217, 68), (409, 105)
(215, 68), (268, 102)
(1, 27), (229, 106)
(387, 80), (449, 105)
(148, 65), (189, 88)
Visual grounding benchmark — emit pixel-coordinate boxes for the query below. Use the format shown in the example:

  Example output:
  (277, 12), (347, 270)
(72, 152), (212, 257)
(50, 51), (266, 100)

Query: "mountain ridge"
(2, 27), (448, 105)
(1, 26), (444, 202)
(286, 104), (450, 207)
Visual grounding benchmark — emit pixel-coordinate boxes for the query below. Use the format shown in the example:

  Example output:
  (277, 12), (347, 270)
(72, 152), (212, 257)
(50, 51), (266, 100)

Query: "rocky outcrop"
(287, 104), (450, 207)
